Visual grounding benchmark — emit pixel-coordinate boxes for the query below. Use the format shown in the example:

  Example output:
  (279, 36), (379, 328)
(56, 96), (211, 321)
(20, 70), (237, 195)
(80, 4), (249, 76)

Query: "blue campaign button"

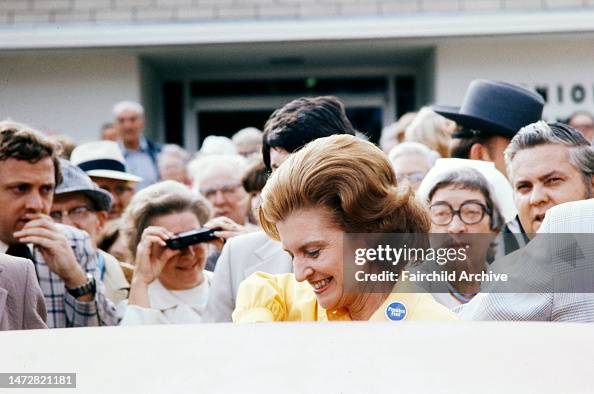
(385, 302), (408, 321)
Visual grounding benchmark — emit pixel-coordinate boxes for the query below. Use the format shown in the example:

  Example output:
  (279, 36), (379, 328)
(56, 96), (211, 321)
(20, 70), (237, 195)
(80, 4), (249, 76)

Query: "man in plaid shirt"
(0, 120), (118, 328)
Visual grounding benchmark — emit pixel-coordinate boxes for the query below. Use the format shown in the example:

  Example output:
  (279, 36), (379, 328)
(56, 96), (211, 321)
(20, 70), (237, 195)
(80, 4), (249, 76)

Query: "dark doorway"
(197, 110), (274, 145)
(346, 107), (383, 143)
(166, 75), (418, 149)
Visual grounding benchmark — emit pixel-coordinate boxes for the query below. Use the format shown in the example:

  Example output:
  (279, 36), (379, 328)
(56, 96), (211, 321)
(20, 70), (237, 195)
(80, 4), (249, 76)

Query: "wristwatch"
(66, 273), (96, 298)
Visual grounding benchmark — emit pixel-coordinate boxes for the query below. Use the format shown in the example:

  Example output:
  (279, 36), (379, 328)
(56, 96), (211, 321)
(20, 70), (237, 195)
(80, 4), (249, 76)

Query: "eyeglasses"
(50, 206), (95, 222)
(396, 171), (426, 184)
(429, 201), (491, 226)
(200, 183), (242, 199)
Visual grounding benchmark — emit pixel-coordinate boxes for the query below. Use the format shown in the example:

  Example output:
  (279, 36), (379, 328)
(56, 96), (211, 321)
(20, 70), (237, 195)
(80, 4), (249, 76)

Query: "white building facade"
(1, 0), (594, 149)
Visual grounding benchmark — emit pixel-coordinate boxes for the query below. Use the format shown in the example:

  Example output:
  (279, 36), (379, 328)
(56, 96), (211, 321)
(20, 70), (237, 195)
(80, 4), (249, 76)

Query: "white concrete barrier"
(0, 322), (591, 393)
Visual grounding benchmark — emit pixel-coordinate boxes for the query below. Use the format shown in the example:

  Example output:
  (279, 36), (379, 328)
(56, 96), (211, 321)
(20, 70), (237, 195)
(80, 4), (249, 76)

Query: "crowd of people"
(1, 78), (594, 330)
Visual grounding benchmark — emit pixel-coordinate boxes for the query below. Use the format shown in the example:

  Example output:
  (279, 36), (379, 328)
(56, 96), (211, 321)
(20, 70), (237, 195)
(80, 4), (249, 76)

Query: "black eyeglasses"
(429, 201), (491, 226)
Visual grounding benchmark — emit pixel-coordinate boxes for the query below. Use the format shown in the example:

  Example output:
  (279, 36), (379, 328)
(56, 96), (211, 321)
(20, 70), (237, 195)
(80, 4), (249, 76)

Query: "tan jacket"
(0, 254), (47, 330)
(100, 250), (130, 305)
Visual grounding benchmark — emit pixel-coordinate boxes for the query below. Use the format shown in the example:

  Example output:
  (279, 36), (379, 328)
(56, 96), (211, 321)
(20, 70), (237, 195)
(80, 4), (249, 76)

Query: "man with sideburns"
(0, 120), (118, 328)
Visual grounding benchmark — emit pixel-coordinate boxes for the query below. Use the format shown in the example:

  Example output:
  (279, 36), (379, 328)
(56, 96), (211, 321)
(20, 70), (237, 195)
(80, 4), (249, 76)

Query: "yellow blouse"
(232, 272), (458, 322)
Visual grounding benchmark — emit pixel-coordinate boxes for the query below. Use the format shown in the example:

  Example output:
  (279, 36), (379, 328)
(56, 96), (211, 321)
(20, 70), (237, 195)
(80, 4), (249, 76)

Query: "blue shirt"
(119, 136), (160, 190)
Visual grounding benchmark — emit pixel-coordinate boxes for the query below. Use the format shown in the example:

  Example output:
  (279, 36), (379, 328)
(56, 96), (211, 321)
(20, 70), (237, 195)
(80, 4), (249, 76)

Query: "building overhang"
(1, 10), (594, 50)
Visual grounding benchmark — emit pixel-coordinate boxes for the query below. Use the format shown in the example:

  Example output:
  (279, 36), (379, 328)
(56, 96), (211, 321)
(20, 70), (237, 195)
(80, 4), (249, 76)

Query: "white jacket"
(119, 271), (213, 325)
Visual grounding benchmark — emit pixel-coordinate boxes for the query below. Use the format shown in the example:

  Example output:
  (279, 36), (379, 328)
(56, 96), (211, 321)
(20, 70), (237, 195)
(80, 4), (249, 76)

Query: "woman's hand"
(128, 226), (181, 308)
(204, 216), (251, 251)
(133, 226), (180, 286)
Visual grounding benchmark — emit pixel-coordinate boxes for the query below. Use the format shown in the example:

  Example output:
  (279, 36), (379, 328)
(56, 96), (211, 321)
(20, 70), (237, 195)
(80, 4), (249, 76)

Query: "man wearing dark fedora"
(434, 80), (545, 254)
(433, 79), (545, 176)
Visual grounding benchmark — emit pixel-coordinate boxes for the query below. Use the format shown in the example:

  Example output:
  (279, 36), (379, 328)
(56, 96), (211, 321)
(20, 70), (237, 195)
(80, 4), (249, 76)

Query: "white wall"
(435, 36), (594, 121)
(0, 322), (593, 393)
(0, 53), (140, 142)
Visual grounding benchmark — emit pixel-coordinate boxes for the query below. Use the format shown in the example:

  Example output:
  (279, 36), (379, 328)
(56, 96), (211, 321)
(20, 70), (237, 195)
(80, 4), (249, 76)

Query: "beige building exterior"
(1, 0), (594, 149)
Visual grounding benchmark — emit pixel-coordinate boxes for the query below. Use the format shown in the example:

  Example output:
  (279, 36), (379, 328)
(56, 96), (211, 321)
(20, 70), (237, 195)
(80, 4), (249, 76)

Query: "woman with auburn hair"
(232, 135), (457, 322)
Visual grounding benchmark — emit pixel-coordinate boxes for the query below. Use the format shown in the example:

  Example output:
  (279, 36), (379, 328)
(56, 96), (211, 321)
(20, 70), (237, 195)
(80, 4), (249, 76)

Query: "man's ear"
(469, 143), (492, 162)
(96, 210), (109, 231)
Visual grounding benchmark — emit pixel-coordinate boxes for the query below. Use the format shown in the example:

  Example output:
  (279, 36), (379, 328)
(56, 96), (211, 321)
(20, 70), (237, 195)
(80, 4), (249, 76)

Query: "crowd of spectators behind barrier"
(1, 81), (594, 330)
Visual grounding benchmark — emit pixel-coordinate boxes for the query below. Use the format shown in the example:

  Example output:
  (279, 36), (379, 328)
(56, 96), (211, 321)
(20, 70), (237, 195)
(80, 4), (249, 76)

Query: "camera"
(165, 228), (218, 249)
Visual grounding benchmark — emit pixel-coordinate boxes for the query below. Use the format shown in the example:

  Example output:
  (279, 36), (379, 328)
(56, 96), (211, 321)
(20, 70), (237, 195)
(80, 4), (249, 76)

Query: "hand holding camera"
(133, 226), (179, 287)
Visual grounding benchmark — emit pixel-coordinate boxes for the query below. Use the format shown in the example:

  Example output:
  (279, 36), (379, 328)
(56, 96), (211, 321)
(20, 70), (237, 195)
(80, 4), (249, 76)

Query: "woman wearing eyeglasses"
(420, 167), (504, 308)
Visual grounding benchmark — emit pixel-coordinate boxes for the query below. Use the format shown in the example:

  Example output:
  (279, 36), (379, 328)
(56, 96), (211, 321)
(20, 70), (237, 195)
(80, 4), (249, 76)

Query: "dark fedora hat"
(432, 79), (545, 139)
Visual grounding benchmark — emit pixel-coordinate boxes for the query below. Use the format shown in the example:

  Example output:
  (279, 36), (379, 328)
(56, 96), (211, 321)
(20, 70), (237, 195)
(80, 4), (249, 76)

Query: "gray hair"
(112, 101), (144, 117)
(427, 167), (504, 231)
(232, 127), (262, 146)
(388, 141), (440, 166)
(187, 154), (248, 192)
(504, 121), (594, 194)
(158, 144), (190, 166)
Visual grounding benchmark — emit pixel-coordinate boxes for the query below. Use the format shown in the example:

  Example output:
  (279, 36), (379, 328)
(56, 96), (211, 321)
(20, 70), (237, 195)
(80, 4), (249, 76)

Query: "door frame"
(183, 77), (400, 152)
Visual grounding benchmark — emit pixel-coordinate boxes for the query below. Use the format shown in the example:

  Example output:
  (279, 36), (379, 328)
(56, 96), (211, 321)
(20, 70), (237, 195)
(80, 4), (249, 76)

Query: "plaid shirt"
(31, 224), (119, 328)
